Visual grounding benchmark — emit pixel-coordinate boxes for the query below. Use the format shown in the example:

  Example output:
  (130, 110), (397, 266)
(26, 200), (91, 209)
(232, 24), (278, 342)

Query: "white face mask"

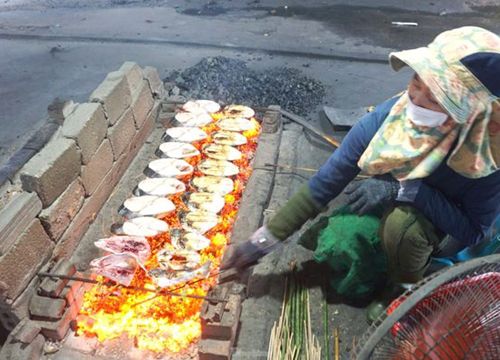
(406, 97), (448, 127)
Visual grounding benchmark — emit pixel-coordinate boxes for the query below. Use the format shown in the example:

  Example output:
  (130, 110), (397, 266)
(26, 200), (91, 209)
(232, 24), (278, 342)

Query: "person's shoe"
(365, 283), (407, 324)
(366, 300), (387, 323)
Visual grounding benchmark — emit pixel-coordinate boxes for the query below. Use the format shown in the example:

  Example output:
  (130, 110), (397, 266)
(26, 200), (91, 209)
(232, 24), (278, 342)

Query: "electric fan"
(353, 254), (500, 359)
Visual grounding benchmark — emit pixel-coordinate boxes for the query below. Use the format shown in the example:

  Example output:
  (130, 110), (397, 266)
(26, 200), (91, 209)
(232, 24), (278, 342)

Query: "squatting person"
(221, 26), (500, 320)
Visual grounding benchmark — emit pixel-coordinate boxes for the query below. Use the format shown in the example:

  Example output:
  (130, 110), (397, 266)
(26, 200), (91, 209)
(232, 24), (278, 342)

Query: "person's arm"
(268, 98), (399, 239)
(398, 173), (500, 246)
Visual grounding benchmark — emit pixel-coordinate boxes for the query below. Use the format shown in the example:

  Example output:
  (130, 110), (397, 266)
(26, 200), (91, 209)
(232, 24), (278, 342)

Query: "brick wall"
(0, 62), (164, 333)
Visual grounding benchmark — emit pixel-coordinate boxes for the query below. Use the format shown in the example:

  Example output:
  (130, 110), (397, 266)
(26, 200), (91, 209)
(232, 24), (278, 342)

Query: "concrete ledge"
(20, 138), (80, 208)
(0, 192), (42, 256)
(89, 71), (132, 125)
(62, 103), (108, 165)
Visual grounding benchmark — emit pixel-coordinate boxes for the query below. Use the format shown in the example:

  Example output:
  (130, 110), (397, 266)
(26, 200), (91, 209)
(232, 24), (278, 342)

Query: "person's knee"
(381, 206), (436, 283)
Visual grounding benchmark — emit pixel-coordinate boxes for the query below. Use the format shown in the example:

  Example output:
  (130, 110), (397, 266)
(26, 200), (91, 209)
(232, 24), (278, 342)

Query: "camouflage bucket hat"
(359, 26), (500, 179)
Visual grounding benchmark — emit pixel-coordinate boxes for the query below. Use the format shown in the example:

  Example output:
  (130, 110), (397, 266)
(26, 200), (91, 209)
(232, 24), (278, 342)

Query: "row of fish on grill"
(89, 100), (256, 288)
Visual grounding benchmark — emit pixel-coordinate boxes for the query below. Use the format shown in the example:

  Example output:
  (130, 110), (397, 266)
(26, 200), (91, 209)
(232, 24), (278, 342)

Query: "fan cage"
(353, 254), (500, 359)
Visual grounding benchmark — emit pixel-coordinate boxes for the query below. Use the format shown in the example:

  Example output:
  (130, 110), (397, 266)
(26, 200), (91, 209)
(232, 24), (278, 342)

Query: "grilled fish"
(182, 100), (220, 114)
(120, 195), (175, 217)
(191, 176), (234, 195)
(187, 192), (225, 214)
(113, 216), (169, 237)
(148, 261), (211, 289)
(212, 131), (247, 146)
(198, 159), (239, 177)
(90, 253), (138, 286)
(94, 236), (151, 264)
(137, 177), (186, 196)
(224, 105), (255, 119)
(182, 210), (220, 234)
(165, 127), (208, 142)
(173, 232), (211, 251)
(174, 112), (213, 127)
(148, 158), (193, 178)
(157, 247), (202, 271)
(159, 142), (200, 159)
(217, 117), (253, 132)
(203, 143), (242, 161)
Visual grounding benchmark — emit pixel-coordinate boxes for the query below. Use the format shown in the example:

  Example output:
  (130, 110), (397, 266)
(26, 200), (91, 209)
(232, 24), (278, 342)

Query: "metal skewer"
(37, 272), (228, 303)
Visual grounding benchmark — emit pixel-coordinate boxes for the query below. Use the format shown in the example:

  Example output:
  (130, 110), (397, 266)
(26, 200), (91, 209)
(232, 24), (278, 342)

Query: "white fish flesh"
(122, 196), (175, 217)
(90, 253), (138, 286)
(191, 176), (234, 195)
(224, 105), (255, 119)
(212, 131), (247, 146)
(182, 100), (220, 114)
(182, 210), (220, 234)
(157, 247), (202, 271)
(165, 127), (208, 142)
(188, 192), (225, 214)
(172, 232), (211, 251)
(94, 236), (151, 264)
(198, 159), (239, 177)
(159, 142), (200, 159)
(137, 177), (186, 196)
(217, 117), (253, 132)
(148, 158), (193, 178)
(148, 261), (211, 289)
(203, 144), (242, 161)
(118, 217), (169, 237)
(175, 112), (213, 127)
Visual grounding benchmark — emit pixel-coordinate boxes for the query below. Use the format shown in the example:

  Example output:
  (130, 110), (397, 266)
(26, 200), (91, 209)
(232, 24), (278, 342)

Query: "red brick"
(108, 107), (137, 160)
(39, 179), (85, 242)
(198, 338), (232, 360)
(202, 294), (241, 341)
(0, 219), (54, 301)
(29, 295), (66, 321)
(131, 80), (154, 129)
(38, 302), (78, 341)
(20, 138), (80, 207)
(81, 139), (113, 196)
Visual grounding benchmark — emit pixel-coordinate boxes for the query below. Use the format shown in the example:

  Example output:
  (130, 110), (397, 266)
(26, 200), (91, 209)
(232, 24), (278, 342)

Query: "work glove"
(220, 225), (281, 270)
(344, 177), (400, 215)
(221, 184), (323, 271)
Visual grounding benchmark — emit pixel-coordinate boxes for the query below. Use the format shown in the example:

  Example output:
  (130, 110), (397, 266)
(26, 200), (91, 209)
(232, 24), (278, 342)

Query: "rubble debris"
(166, 56), (325, 116)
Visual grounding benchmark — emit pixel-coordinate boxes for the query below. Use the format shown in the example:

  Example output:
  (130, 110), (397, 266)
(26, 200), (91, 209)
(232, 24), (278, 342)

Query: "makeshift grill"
(75, 100), (262, 354)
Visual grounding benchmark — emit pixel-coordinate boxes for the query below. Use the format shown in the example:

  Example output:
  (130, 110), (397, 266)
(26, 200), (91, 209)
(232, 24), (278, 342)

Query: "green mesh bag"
(299, 207), (387, 299)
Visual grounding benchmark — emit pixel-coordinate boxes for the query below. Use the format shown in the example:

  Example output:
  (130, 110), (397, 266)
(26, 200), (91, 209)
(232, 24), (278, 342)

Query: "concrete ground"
(1, 0), (499, 357)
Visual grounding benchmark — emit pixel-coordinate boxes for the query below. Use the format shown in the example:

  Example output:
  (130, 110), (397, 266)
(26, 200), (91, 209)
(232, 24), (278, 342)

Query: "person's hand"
(220, 225), (281, 271)
(344, 177), (400, 215)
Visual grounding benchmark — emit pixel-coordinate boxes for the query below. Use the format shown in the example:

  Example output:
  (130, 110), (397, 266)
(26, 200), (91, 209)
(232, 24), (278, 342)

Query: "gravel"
(166, 56), (325, 116)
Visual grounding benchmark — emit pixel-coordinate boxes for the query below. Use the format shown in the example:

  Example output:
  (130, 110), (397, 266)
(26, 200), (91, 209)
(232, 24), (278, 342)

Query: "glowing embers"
(78, 100), (261, 354)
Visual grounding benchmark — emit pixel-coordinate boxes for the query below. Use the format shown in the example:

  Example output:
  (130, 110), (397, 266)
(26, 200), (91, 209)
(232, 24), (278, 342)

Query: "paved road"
(0, 0), (498, 165)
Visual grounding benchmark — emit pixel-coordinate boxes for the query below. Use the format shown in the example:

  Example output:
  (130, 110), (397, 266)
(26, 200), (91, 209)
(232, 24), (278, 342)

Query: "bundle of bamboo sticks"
(267, 275), (321, 360)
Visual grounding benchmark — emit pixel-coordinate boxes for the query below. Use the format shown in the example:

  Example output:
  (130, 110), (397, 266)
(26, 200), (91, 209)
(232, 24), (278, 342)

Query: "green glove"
(267, 184), (323, 240)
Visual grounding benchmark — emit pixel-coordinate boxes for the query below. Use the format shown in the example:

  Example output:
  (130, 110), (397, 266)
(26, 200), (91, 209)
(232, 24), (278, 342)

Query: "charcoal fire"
(76, 99), (261, 354)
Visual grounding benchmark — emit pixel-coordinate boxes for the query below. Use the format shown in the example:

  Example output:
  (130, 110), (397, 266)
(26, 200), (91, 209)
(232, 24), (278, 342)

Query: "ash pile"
(166, 56), (325, 116)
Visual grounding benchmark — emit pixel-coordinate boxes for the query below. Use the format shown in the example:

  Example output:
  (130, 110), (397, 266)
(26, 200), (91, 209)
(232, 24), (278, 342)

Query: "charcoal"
(165, 56), (325, 116)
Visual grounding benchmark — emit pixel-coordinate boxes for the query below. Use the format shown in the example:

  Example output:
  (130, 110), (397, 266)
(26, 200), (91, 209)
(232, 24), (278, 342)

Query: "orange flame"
(77, 111), (261, 354)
